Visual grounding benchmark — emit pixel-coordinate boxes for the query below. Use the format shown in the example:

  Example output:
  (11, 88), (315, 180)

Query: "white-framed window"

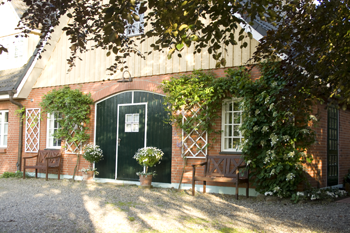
(221, 98), (243, 152)
(125, 113), (139, 132)
(125, 4), (144, 37)
(0, 110), (9, 147)
(46, 112), (62, 149)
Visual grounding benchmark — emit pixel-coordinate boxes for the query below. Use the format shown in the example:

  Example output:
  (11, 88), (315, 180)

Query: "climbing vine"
(229, 63), (317, 197)
(40, 86), (94, 180)
(161, 69), (247, 137)
(163, 63), (317, 197)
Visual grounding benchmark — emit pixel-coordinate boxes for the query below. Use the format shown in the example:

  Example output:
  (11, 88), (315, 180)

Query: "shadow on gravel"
(0, 178), (349, 233)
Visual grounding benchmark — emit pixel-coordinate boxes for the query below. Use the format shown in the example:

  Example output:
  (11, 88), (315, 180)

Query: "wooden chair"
(192, 155), (249, 199)
(23, 149), (62, 181)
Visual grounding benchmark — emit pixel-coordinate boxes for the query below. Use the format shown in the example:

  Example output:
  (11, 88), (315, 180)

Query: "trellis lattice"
(182, 103), (208, 158)
(25, 108), (41, 152)
(65, 124), (83, 154)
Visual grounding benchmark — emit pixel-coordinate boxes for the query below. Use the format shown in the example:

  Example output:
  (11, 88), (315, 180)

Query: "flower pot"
(139, 174), (153, 188)
(82, 171), (94, 182)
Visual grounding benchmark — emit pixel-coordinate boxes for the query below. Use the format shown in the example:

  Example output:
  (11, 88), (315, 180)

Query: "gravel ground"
(0, 178), (349, 233)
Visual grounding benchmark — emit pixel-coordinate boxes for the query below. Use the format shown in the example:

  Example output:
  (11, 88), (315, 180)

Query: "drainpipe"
(8, 90), (24, 172)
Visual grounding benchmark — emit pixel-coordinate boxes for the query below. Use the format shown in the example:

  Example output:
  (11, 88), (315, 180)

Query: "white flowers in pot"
(133, 147), (164, 176)
(81, 144), (103, 175)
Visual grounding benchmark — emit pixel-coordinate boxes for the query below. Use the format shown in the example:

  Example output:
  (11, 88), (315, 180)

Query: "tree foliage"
(1, 0), (348, 106)
(0, 0), (283, 71)
(254, 0), (350, 108)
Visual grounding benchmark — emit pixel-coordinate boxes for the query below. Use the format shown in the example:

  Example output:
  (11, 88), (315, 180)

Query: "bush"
(1, 171), (24, 178)
(291, 188), (348, 203)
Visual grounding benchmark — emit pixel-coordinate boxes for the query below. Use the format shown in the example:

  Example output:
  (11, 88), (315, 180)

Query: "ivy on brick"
(163, 63), (317, 197)
(40, 86), (94, 180)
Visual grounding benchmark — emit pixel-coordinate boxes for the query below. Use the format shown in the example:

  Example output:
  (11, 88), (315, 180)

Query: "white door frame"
(115, 102), (148, 179)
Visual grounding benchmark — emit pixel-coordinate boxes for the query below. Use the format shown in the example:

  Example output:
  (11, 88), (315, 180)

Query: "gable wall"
(33, 22), (259, 88)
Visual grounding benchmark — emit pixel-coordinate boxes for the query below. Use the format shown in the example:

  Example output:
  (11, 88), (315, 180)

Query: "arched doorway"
(95, 91), (172, 183)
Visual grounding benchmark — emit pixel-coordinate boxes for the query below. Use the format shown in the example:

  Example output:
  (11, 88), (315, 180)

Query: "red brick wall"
(2, 66), (348, 189)
(306, 105), (350, 188)
(306, 105), (327, 188)
(0, 101), (21, 174)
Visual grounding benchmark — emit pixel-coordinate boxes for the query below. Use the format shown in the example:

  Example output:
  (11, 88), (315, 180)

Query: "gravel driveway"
(0, 178), (349, 233)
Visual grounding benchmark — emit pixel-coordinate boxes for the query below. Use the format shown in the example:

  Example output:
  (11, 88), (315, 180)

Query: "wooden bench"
(23, 149), (62, 181)
(192, 155), (249, 199)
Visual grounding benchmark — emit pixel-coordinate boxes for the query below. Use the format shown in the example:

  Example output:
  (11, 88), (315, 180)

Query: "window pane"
(232, 138), (240, 149)
(49, 129), (54, 137)
(125, 124), (132, 132)
(234, 125), (240, 136)
(132, 123), (139, 132)
(234, 112), (241, 124)
(3, 135), (7, 146)
(225, 138), (231, 149)
(53, 138), (58, 147)
(49, 118), (54, 129)
(0, 112), (2, 124)
(225, 125), (231, 136)
(134, 114), (139, 123)
(48, 137), (53, 147)
(4, 112), (8, 122)
(233, 102), (240, 111)
(225, 113), (232, 124)
(4, 123), (8, 134)
(54, 119), (59, 128)
(229, 103), (233, 111)
(126, 114), (133, 123)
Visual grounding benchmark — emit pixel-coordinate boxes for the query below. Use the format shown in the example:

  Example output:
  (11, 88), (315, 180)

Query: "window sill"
(45, 148), (61, 150)
(0, 148), (7, 153)
(219, 151), (243, 155)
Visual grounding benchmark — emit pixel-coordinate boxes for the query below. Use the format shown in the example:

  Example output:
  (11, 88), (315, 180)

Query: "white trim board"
(116, 102), (148, 179)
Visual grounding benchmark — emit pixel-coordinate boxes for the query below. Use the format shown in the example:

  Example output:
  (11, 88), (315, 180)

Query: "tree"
(1, 0), (349, 106)
(254, 0), (350, 108)
(0, 0), (283, 71)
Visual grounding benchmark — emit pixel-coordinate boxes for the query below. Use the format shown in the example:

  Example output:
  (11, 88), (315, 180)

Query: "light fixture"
(117, 70), (133, 82)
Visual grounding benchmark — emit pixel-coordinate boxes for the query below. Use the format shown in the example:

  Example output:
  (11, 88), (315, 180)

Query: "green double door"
(95, 91), (172, 183)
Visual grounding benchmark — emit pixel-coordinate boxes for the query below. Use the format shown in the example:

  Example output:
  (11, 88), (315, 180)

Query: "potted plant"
(81, 144), (103, 181)
(80, 167), (99, 181)
(133, 147), (164, 188)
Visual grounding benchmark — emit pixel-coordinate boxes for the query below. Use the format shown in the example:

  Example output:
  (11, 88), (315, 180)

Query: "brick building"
(0, 1), (349, 195)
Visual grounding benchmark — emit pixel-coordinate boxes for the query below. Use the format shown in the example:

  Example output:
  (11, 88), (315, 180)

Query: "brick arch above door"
(91, 75), (172, 102)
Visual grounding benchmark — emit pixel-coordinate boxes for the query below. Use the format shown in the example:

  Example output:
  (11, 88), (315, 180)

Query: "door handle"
(118, 138), (121, 146)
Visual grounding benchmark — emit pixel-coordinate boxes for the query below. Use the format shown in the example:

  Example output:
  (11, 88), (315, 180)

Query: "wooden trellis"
(181, 103), (208, 158)
(25, 108), (41, 153)
(65, 124), (83, 154)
